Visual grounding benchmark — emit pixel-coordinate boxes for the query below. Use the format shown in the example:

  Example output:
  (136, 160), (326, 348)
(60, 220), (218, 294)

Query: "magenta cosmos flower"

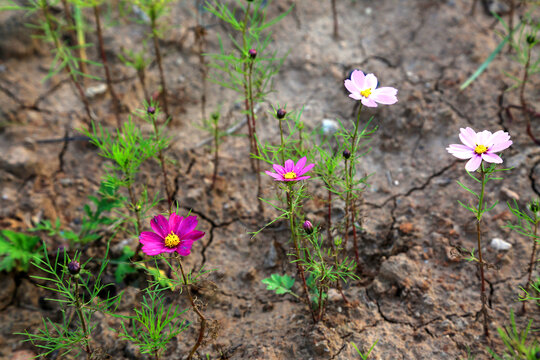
(265, 157), (315, 182)
(446, 127), (512, 172)
(344, 70), (398, 107)
(139, 213), (205, 256)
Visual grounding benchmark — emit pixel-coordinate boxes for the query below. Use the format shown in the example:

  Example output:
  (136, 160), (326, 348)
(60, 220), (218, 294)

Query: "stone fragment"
(490, 238), (512, 251)
(0, 145), (42, 177)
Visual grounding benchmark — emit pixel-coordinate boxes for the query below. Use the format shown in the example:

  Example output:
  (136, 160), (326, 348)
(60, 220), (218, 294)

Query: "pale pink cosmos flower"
(265, 157), (315, 182)
(344, 70), (398, 107)
(446, 127), (512, 172)
(139, 213), (205, 256)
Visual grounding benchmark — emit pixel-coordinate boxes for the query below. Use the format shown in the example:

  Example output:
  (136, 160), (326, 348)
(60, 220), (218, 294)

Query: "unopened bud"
(276, 108), (286, 119)
(530, 202), (539, 213)
(248, 48), (257, 59)
(343, 150), (351, 159)
(303, 220), (313, 235)
(526, 35), (536, 45)
(68, 260), (80, 275)
(147, 106), (156, 115)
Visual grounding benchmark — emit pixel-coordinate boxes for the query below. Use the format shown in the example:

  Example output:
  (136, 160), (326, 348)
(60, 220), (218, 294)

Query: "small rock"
(327, 288), (341, 302)
(321, 119), (338, 136)
(0, 273), (15, 310)
(85, 83), (107, 98)
(398, 222), (414, 235)
(263, 241), (278, 269)
(501, 187), (519, 201)
(0, 145), (42, 177)
(490, 238), (512, 251)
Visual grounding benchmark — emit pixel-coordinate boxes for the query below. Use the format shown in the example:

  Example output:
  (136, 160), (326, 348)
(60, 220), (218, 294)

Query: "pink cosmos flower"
(446, 127), (512, 172)
(344, 70), (398, 107)
(265, 157), (315, 182)
(139, 213), (205, 256)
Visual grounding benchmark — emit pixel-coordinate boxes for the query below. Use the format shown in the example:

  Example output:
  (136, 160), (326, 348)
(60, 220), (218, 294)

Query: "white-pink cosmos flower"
(344, 70), (398, 107)
(446, 127), (512, 172)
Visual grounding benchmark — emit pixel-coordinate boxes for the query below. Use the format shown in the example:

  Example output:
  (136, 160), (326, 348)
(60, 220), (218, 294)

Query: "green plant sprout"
(351, 339), (379, 360)
(198, 108), (226, 189)
(20, 244), (122, 358)
(505, 199), (539, 313)
(4, 0), (98, 127)
(205, 0), (292, 206)
(118, 46), (152, 101)
(31, 181), (125, 247)
(131, 0), (175, 121)
(0, 230), (42, 272)
(487, 310), (540, 360)
(114, 284), (190, 360)
(70, 0), (123, 127)
(448, 127), (513, 338)
(84, 117), (164, 256)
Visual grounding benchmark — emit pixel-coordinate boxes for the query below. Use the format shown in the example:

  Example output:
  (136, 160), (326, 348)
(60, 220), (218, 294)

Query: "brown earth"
(0, 0), (539, 359)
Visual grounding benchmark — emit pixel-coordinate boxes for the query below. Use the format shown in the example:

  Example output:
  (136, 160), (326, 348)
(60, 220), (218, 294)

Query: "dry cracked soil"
(0, 0), (539, 359)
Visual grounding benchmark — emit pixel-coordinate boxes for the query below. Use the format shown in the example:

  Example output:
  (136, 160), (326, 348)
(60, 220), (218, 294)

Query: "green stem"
(247, 59), (262, 210)
(149, 112), (172, 213)
(74, 279), (92, 355)
(279, 118), (285, 164)
(476, 164), (489, 338)
(176, 255), (206, 360)
(287, 185), (315, 322)
(523, 214), (538, 313)
(150, 8), (171, 122)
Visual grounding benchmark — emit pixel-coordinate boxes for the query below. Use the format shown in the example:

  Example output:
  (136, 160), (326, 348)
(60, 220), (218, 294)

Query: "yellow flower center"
(164, 232), (180, 248)
(284, 172), (297, 179)
(474, 144), (488, 154)
(360, 88), (372, 98)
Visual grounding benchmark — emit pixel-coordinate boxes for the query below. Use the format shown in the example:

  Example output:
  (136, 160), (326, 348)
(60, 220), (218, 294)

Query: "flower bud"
(334, 237), (342, 247)
(276, 108), (286, 119)
(68, 260), (81, 275)
(248, 48), (257, 59)
(147, 106), (156, 115)
(343, 150), (351, 159)
(526, 35), (536, 45)
(530, 202), (539, 213)
(303, 220), (313, 234)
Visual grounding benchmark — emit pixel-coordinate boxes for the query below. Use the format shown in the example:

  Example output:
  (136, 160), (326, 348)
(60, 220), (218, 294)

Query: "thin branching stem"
(287, 186), (316, 323)
(74, 279), (92, 355)
(148, 112), (172, 213)
(476, 165), (489, 338)
(93, 4), (122, 127)
(523, 214), (538, 313)
(176, 255), (206, 360)
(150, 9), (171, 122)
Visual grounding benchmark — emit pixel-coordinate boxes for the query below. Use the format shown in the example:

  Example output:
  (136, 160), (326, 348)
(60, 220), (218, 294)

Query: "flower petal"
(295, 175), (311, 181)
(475, 130), (492, 146)
(177, 215), (198, 237)
(168, 213), (184, 235)
(482, 152), (503, 164)
(489, 140), (512, 153)
(139, 231), (164, 245)
(459, 127), (477, 149)
(273, 163), (285, 174)
(364, 73), (378, 90)
(284, 159), (295, 172)
(296, 162), (315, 176)
(361, 97), (378, 107)
(349, 93), (362, 100)
(351, 70), (366, 89)
(447, 144), (474, 159)
(294, 157), (307, 173)
(150, 215), (169, 238)
(182, 230), (205, 242)
(486, 130), (510, 148)
(344, 79), (359, 95)
(141, 242), (168, 256)
(465, 155), (482, 172)
(266, 171), (284, 181)
(370, 87), (398, 105)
